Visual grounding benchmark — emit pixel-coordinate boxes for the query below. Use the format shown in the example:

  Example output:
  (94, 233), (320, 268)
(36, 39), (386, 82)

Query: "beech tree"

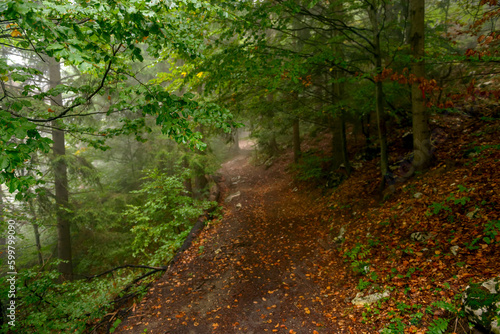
(0, 0), (232, 197)
(0, 0), (233, 281)
(410, 0), (431, 171)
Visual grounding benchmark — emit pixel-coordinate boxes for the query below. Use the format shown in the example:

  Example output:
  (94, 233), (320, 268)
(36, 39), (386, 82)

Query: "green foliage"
(291, 151), (325, 182)
(0, 267), (132, 333)
(427, 318), (450, 334)
(410, 312), (424, 325)
(483, 220), (500, 245)
(426, 202), (451, 216)
(0, 111), (52, 199)
(425, 185), (472, 218)
(124, 168), (214, 266)
(291, 151), (346, 188)
(380, 317), (406, 334)
(0, 0), (234, 198)
(357, 278), (371, 291)
(432, 300), (458, 313)
(110, 319), (122, 333)
(344, 242), (371, 275)
(464, 280), (500, 329)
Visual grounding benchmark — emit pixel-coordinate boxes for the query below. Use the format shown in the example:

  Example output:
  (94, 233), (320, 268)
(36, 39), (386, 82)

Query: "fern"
(428, 318), (450, 334)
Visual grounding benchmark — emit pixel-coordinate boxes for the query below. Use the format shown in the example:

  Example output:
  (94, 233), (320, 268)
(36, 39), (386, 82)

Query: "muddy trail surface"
(117, 150), (343, 333)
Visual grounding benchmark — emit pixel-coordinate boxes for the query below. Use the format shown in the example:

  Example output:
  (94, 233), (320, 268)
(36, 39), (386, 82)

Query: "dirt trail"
(117, 150), (342, 333)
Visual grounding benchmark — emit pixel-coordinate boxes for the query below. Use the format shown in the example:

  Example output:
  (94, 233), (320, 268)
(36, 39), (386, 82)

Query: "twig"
(83, 264), (169, 280)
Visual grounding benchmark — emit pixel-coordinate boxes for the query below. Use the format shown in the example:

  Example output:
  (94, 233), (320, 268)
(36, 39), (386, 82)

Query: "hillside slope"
(117, 113), (499, 334)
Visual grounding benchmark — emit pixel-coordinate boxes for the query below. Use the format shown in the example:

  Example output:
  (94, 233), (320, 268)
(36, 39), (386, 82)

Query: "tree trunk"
(291, 15), (307, 164)
(27, 155), (43, 265)
(410, 0), (431, 171)
(28, 199), (43, 266)
(292, 118), (301, 163)
(269, 133), (279, 157)
(368, 6), (390, 186)
(231, 126), (240, 154)
(329, 3), (351, 175)
(182, 155), (193, 197)
(330, 68), (351, 174)
(340, 110), (351, 175)
(49, 58), (72, 281)
(330, 118), (343, 169)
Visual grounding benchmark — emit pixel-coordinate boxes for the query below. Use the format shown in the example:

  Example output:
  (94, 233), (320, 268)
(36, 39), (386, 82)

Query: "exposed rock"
(231, 176), (243, 185)
(467, 208), (480, 219)
(333, 226), (346, 243)
(225, 191), (241, 203)
(235, 203), (242, 210)
(413, 192), (424, 199)
(360, 265), (370, 275)
(352, 290), (390, 307)
(410, 232), (436, 242)
(463, 277), (500, 334)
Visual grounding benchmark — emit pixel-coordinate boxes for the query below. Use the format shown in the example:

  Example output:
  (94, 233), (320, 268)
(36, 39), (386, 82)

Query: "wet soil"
(116, 150), (343, 333)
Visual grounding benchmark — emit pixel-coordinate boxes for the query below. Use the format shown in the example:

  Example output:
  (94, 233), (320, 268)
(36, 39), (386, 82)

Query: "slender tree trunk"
(291, 15), (307, 164)
(268, 133), (278, 156)
(49, 58), (72, 281)
(28, 198), (43, 266)
(265, 93), (279, 156)
(368, 6), (390, 186)
(375, 79), (389, 179)
(410, 0), (431, 171)
(231, 126), (240, 154)
(331, 69), (351, 174)
(27, 155), (43, 265)
(328, 1), (350, 175)
(331, 119), (342, 169)
(340, 110), (351, 175)
(182, 155), (193, 197)
(292, 118), (301, 163)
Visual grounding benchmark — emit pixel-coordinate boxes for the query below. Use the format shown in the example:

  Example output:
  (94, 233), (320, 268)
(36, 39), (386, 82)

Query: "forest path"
(117, 149), (343, 333)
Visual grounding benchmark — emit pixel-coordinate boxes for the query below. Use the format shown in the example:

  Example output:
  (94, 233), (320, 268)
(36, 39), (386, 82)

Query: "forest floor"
(116, 112), (499, 334)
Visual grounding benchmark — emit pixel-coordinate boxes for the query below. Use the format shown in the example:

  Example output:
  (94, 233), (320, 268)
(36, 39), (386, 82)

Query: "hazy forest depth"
(1, 0), (500, 333)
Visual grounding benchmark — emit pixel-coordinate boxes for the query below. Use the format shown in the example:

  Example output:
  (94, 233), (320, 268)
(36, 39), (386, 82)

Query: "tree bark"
(368, 6), (390, 186)
(231, 126), (240, 154)
(329, 68), (351, 174)
(340, 110), (351, 175)
(292, 118), (301, 163)
(329, 5), (350, 174)
(28, 199), (43, 266)
(49, 58), (72, 281)
(182, 155), (193, 197)
(269, 133), (279, 157)
(27, 154), (43, 266)
(410, 0), (431, 171)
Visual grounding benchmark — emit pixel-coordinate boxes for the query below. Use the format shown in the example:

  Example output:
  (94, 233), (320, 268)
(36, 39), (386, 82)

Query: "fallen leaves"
(115, 115), (500, 334)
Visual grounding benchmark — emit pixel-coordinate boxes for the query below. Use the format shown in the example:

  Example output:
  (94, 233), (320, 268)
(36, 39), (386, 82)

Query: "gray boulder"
(463, 277), (500, 334)
(225, 191), (241, 203)
(352, 290), (390, 307)
(410, 231), (436, 242)
(333, 226), (346, 243)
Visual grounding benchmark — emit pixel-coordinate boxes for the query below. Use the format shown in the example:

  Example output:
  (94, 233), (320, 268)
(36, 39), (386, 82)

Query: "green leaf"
(14, 127), (27, 140)
(0, 156), (9, 170)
